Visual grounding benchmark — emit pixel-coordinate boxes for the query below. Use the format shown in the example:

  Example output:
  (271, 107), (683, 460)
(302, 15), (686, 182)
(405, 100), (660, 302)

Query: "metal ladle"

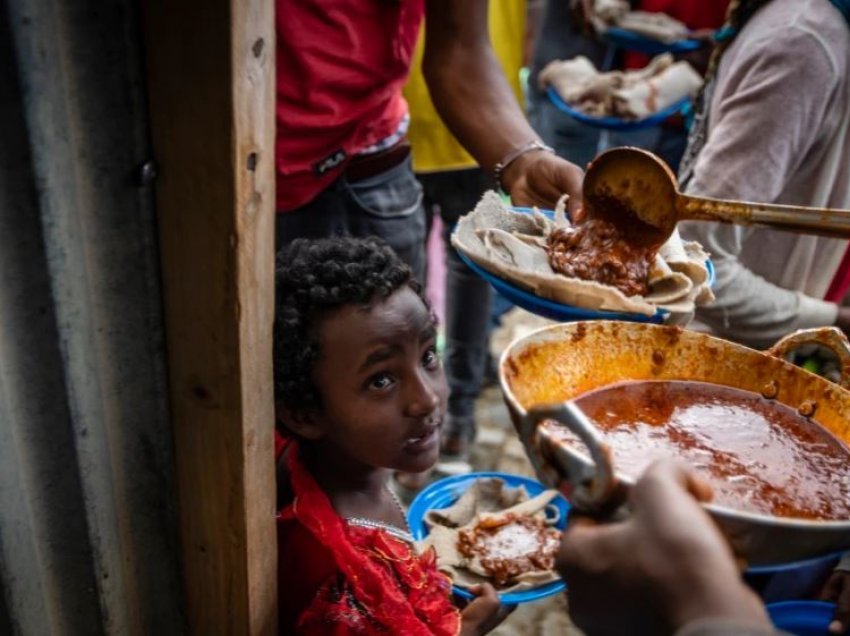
(582, 147), (850, 247)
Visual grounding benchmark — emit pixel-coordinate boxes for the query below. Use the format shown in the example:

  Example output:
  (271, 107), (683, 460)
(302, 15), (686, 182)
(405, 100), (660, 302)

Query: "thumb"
(461, 583), (500, 620)
(548, 161), (584, 217)
(632, 460), (714, 512)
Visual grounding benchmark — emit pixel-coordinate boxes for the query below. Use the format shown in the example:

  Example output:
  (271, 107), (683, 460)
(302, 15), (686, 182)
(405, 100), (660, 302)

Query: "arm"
(681, 221), (838, 347)
(556, 461), (774, 635)
(423, 0), (584, 213)
(682, 29), (841, 345)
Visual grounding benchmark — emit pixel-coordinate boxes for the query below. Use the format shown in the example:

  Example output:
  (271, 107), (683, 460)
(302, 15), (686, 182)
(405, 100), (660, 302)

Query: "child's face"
(310, 286), (448, 474)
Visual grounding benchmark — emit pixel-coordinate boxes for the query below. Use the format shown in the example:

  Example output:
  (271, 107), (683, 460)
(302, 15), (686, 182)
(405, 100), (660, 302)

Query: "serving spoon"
(582, 147), (850, 248)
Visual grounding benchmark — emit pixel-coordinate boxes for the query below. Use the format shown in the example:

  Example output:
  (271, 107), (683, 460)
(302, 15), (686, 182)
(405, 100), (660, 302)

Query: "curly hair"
(274, 236), (427, 413)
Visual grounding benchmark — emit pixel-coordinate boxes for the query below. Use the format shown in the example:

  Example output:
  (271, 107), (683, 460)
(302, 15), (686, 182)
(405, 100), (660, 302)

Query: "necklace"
(346, 484), (414, 544)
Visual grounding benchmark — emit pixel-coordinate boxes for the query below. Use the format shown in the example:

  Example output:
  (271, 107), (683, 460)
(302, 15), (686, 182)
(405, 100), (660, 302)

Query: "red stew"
(560, 380), (850, 520)
(546, 217), (656, 297)
(457, 513), (561, 588)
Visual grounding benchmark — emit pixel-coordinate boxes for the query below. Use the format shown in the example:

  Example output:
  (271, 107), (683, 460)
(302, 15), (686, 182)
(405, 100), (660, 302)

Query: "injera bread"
(421, 477), (562, 593)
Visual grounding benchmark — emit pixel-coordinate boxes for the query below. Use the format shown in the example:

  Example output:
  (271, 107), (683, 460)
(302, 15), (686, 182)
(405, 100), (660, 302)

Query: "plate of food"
(540, 53), (701, 132)
(547, 86), (690, 132)
(451, 193), (715, 324)
(589, 5), (706, 55)
(601, 26), (703, 56)
(407, 472), (570, 605)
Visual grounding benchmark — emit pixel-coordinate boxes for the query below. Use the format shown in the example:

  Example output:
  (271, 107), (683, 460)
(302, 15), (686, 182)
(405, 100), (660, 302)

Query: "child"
(275, 236), (509, 635)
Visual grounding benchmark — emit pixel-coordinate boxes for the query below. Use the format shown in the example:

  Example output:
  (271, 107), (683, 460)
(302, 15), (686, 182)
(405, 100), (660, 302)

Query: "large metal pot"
(499, 321), (850, 566)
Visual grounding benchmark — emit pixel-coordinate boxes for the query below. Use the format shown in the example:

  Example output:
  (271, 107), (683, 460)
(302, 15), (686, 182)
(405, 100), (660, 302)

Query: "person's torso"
(623, 0), (731, 69)
(276, 0), (425, 210)
(710, 0), (850, 298)
(635, 0), (730, 30)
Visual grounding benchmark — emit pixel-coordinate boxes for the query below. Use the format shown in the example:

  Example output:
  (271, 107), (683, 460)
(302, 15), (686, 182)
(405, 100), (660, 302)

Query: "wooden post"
(142, 1), (276, 634)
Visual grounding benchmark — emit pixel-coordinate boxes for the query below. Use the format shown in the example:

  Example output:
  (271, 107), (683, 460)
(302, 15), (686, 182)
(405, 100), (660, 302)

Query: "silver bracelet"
(493, 140), (555, 191)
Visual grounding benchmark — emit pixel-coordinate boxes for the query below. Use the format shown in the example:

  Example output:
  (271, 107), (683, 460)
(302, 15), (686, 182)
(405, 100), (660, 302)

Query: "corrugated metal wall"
(0, 0), (185, 633)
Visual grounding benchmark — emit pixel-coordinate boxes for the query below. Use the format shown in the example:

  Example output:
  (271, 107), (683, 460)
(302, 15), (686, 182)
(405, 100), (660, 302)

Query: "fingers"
(544, 158), (584, 214)
(471, 582), (499, 602)
(460, 583), (509, 635)
(511, 154), (583, 212)
(571, 205), (587, 223)
(630, 460), (747, 588)
(686, 472), (715, 503)
(830, 592), (850, 635)
(566, 191), (584, 218)
(555, 515), (625, 579)
(642, 458), (713, 503)
(631, 460), (714, 512)
(486, 602), (517, 633)
(822, 572), (850, 634)
(461, 583), (500, 617)
(510, 187), (554, 210)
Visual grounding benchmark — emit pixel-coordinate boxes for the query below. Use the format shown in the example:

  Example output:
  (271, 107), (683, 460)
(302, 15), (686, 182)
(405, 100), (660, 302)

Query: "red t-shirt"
(276, 0), (425, 212)
(636, 0), (729, 30)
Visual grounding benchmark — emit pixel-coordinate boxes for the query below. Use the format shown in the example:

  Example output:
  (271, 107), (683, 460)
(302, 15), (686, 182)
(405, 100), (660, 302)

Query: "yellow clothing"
(404, 2), (527, 174)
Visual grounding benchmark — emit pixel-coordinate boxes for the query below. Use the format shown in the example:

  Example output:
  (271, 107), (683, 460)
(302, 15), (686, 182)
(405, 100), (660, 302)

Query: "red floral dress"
(277, 437), (460, 635)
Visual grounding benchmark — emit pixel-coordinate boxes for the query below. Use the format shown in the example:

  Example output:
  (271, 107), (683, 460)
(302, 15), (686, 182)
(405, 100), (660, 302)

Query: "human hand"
(555, 460), (771, 635)
(500, 150), (584, 218)
(820, 568), (850, 634)
(458, 583), (514, 635)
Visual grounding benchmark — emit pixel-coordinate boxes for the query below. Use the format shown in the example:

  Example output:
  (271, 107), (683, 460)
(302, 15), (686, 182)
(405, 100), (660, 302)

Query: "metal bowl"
(499, 320), (850, 566)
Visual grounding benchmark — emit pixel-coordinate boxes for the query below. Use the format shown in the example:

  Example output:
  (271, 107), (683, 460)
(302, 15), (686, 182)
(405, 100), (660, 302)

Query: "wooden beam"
(142, 1), (276, 634)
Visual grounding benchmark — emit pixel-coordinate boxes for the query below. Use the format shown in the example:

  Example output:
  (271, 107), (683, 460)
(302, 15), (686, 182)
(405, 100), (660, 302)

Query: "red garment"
(277, 438), (460, 635)
(276, 0), (425, 212)
(623, 0), (731, 69)
(825, 245), (850, 302)
(635, 0), (730, 30)
(274, 429), (288, 459)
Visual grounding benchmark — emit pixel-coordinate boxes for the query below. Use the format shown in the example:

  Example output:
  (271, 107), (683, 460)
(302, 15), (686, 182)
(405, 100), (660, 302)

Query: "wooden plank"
(142, 1), (276, 634)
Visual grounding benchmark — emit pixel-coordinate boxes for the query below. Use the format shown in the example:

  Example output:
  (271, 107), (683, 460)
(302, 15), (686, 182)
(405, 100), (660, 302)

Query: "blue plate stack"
(601, 26), (703, 55)
(546, 86), (691, 132)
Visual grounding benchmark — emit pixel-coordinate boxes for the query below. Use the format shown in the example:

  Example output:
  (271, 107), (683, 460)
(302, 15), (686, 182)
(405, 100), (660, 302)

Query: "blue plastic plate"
(455, 206), (714, 324)
(407, 471), (570, 605)
(602, 26), (703, 55)
(767, 601), (836, 635)
(747, 551), (844, 577)
(547, 86), (691, 131)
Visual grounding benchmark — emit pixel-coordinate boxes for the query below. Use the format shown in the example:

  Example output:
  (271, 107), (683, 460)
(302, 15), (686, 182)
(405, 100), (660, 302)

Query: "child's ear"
(278, 406), (325, 440)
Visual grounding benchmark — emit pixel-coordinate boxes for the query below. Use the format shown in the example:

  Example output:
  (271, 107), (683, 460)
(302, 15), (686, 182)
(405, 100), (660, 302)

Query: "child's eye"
(422, 347), (439, 370)
(368, 373), (395, 390)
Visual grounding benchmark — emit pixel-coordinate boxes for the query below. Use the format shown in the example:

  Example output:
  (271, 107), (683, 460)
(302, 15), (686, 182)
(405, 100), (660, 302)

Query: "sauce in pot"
(559, 380), (850, 520)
